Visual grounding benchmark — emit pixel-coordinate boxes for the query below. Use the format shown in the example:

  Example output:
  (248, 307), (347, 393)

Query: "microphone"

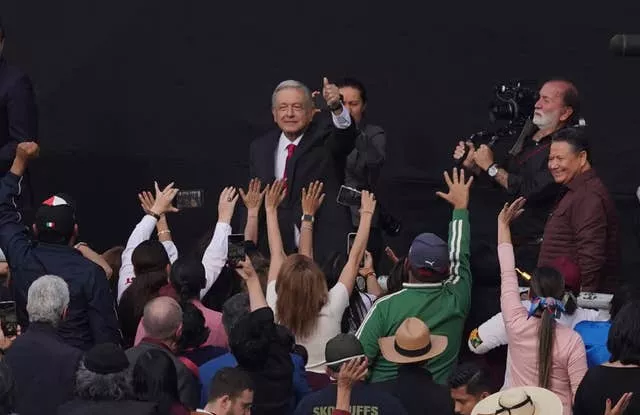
(610, 34), (640, 56)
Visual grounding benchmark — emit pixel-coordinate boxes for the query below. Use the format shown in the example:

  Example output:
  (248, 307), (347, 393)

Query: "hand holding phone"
(0, 301), (18, 337)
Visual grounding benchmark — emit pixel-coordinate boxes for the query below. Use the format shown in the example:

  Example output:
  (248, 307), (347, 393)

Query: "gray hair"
(271, 80), (312, 109)
(142, 296), (182, 340)
(27, 275), (69, 327)
(222, 293), (250, 335)
(75, 361), (132, 401)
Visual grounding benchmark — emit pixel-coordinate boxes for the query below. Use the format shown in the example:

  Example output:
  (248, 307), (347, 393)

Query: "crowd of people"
(0, 16), (639, 415)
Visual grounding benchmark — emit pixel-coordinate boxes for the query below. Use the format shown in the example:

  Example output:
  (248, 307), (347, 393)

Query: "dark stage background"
(1, 2), (640, 290)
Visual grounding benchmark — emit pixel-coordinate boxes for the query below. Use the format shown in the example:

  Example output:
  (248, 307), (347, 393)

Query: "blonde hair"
(275, 254), (328, 339)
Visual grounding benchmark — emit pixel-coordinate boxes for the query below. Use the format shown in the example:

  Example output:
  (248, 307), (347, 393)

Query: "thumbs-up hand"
(322, 77), (342, 111)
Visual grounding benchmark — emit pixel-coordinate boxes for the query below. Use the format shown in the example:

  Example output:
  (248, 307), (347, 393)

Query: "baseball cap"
(35, 194), (76, 243)
(308, 333), (365, 370)
(408, 233), (449, 274)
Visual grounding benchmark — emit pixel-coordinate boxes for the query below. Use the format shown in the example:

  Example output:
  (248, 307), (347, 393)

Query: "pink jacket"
(499, 243), (587, 415)
(135, 299), (228, 349)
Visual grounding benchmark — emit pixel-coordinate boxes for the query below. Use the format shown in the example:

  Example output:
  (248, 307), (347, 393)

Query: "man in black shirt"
(454, 79), (580, 271)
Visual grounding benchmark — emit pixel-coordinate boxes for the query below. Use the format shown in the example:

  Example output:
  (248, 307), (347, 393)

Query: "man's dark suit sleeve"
(326, 121), (357, 159)
(85, 265), (123, 345)
(0, 75), (38, 164)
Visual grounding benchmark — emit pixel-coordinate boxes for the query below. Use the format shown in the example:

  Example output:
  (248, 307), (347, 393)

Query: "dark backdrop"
(1, 1), (639, 283)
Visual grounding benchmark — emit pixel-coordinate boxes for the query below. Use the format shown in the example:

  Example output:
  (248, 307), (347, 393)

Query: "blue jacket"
(199, 352), (310, 409)
(0, 172), (121, 350)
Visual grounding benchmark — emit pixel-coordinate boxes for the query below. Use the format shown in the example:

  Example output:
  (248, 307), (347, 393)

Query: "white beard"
(532, 112), (555, 129)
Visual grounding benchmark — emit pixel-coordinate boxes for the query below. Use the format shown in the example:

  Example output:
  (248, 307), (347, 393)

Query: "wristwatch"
(301, 214), (314, 223)
(487, 163), (499, 178)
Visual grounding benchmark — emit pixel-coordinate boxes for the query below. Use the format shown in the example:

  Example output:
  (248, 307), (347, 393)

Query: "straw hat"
(378, 317), (447, 364)
(471, 386), (563, 415)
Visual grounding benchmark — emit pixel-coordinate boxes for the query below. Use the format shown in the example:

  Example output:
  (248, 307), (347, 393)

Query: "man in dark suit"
(0, 18), (38, 212)
(249, 78), (356, 264)
(5, 275), (83, 415)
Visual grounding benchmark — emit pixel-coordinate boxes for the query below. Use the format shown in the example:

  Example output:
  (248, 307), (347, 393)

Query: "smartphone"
(228, 234), (246, 266)
(0, 301), (17, 337)
(175, 190), (204, 209)
(347, 232), (366, 268)
(337, 185), (362, 207)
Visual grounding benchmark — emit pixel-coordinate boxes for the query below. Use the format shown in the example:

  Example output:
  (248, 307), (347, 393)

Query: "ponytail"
(537, 308), (555, 388)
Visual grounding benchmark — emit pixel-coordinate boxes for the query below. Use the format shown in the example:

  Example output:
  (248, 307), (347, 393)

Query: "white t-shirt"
(266, 280), (350, 373)
(469, 300), (607, 389)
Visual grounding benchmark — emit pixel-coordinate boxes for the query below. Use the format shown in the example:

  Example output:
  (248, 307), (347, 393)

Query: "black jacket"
(0, 172), (122, 350)
(231, 307), (294, 415)
(0, 57), (37, 173)
(58, 399), (160, 415)
(5, 322), (83, 415)
(0, 57), (38, 211)
(248, 112), (356, 263)
(374, 365), (454, 415)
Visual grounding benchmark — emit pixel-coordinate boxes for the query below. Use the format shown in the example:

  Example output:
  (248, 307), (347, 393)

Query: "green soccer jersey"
(356, 209), (472, 384)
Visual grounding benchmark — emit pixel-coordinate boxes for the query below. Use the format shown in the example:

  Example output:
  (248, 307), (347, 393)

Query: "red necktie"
(283, 143), (296, 180)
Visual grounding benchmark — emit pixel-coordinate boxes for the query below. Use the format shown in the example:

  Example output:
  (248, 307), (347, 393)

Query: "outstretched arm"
(265, 180), (287, 283)
(338, 191), (376, 295)
(497, 197), (529, 327)
(298, 181), (325, 260)
(239, 178), (265, 244)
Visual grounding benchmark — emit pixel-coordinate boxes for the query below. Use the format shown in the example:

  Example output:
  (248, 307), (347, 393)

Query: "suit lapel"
(261, 131), (279, 183)
(283, 119), (323, 180)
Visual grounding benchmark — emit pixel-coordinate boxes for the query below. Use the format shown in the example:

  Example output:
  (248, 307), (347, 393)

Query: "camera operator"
(454, 79), (580, 271)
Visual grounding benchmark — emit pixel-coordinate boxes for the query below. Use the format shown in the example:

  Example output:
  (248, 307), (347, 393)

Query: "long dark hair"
(386, 256), (409, 295)
(118, 240), (170, 348)
(529, 266), (564, 388)
(170, 257), (206, 304)
(133, 349), (182, 414)
(176, 301), (210, 354)
(321, 252), (369, 333)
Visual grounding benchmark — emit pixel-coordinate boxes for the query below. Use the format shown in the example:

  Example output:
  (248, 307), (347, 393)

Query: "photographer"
(454, 79), (580, 271)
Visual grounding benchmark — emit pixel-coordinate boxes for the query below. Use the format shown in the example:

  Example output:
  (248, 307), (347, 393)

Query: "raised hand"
(322, 77), (341, 110)
(435, 168), (473, 210)
(15, 142), (40, 161)
(359, 251), (375, 276)
(218, 186), (239, 224)
(605, 393), (633, 415)
(337, 357), (369, 389)
(498, 197), (526, 227)
(138, 191), (155, 216)
(239, 178), (265, 212)
(150, 182), (179, 216)
(384, 246), (400, 264)
(301, 181), (326, 216)
(235, 256), (258, 281)
(265, 179), (287, 211)
(359, 190), (377, 216)
(453, 141), (476, 169)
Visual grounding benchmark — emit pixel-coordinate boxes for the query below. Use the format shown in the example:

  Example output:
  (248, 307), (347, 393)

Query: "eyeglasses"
(276, 104), (307, 113)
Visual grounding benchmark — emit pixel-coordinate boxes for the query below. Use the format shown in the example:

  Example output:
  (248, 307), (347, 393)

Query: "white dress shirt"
(117, 215), (232, 302)
(274, 104), (352, 179)
(273, 105), (352, 247)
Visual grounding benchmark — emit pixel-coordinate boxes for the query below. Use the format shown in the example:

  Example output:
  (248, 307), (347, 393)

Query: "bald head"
(142, 296), (182, 340)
